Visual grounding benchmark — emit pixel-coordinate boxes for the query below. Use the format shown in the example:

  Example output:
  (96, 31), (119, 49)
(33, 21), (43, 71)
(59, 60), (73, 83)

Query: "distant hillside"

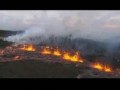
(0, 30), (24, 37)
(0, 39), (12, 48)
(0, 30), (107, 55)
(0, 30), (24, 48)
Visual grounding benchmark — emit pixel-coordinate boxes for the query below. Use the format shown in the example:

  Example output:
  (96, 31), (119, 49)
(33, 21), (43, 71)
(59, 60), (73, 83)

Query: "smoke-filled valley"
(1, 11), (120, 78)
(1, 30), (120, 70)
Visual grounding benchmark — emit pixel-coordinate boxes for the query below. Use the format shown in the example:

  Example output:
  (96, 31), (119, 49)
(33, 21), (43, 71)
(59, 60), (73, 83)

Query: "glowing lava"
(13, 56), (22, 61)
(104, 66), (111, 72)
(20, 45), (36, 51)
(93, 63), (103, 71)
(41, 46), (83, 63)
(41, 46), (51, 54)
(63, 52), (83, 63)
(92, 63), (112, 72)
(53, 49), (61, 56)
(0, 50), (4, 56)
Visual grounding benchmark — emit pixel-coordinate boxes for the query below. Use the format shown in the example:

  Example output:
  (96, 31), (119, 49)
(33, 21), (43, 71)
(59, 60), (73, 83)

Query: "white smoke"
(3, 27), (47, 44)
(2, 11), (120, 44)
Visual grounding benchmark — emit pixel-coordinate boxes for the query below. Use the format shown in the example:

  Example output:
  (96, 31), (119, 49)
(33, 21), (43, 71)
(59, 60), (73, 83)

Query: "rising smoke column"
(3, 11), (120, 45)
(3, 27), (48, 45)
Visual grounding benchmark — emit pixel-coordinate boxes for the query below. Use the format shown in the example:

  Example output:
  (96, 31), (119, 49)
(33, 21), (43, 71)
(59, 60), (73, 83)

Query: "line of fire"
(0, 44), (113, 73)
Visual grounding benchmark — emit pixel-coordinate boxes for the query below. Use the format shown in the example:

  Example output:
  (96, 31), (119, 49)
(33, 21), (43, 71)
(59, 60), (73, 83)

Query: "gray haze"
(1, 10), (120, 44)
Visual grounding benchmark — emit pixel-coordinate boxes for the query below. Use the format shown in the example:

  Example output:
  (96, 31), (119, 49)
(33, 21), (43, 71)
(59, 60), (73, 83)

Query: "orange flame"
(41, 46), (51, 54)
(13, 56), (22, 61)
(41, 46), (83, 63)
(93, 63), (103, 71)
(53, 49), (61, 56)
(63, 52), (83, 63)
(104, 66), (111, 72)
(20, 44), (36, 51)
(92, 63), (112, 72)
(0, 50), (4, 56)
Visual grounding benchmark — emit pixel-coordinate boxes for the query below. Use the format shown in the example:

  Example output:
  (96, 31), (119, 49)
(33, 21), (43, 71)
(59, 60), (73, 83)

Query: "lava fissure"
(20, 44), (36, 51)
(91, 63), (112, 72)
(0, 44), (114, 73)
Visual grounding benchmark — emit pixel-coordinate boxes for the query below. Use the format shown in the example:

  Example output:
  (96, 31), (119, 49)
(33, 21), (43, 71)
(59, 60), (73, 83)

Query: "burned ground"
(0, 44), (119, 78)
(0, 59), (119, 78)
(0, 60), (82, 78)
(1, 30), (120, 78)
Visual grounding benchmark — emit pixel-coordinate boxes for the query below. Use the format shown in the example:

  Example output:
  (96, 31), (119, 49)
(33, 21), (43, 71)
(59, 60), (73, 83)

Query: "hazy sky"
(1, 10), (120, 42)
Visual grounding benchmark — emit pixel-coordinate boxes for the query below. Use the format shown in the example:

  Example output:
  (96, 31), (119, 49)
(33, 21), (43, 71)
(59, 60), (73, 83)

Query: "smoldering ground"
(2, 11), (120, 67)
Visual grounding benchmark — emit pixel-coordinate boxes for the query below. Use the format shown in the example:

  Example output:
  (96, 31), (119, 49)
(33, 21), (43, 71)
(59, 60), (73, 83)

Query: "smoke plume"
(2, 10), (120, 45)
(2, 11), (120, 57)
(2, 11), (120, 67)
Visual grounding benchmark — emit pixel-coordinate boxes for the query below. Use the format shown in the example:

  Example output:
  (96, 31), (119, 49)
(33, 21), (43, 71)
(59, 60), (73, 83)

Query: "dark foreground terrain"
(0, 60), (82, 78)
(0, 60), (120, 78)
